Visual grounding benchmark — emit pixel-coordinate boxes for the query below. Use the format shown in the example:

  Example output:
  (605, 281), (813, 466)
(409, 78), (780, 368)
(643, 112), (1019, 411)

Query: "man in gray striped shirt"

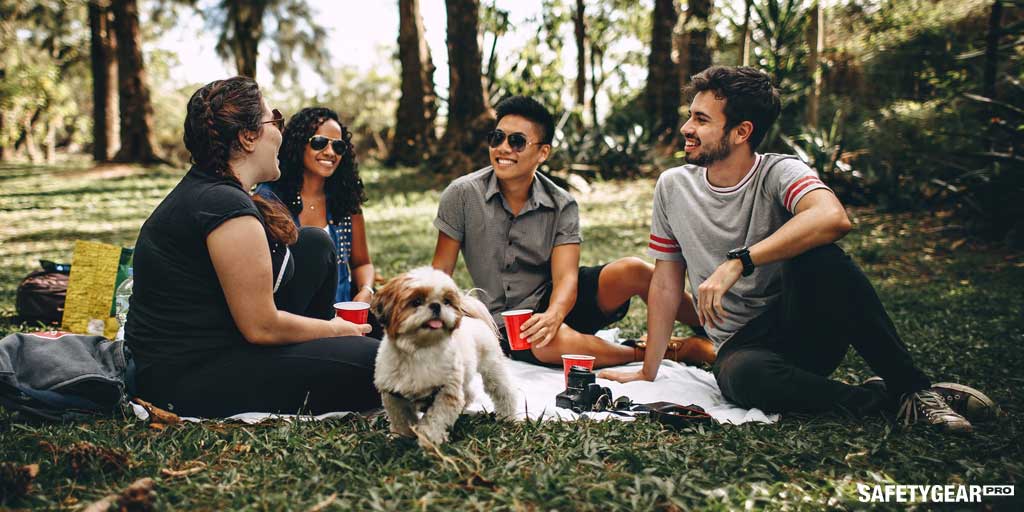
(432, 96), (714, 368)
(600, 66), (995, 433)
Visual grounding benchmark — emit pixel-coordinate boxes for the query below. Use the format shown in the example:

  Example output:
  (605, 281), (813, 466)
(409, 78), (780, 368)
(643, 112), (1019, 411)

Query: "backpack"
(15, 261), (70, 325)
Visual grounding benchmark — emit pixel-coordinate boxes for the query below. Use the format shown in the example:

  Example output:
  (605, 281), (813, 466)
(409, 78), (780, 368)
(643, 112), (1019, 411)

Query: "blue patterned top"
(254, 183), (353, 302)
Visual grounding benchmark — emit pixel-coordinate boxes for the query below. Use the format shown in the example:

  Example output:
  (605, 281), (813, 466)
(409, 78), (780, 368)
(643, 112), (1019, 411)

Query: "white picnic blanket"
(130, 330), (778, 425)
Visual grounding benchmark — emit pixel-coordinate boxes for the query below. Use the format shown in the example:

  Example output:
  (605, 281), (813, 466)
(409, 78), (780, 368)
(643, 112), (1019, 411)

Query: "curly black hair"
(275, 107), (366, 218)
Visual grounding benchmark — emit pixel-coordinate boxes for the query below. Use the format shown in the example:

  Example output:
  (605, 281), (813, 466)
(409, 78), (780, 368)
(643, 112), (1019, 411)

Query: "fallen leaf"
(160, 461), (206, 479)
(307, 492), (337, 512)
(132, 398), (181, 425)
(82, 477), (156, 512)
(0, 462), (40, 499)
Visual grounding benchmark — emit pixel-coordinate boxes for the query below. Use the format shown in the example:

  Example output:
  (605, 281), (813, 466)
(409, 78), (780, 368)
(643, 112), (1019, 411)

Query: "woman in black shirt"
(127, 76), (381, 417)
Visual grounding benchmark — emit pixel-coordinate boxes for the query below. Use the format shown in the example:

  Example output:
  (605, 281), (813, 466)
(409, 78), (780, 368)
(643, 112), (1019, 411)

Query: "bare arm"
(698, 188), (853, 328)
(348, 214), (376, 302)
(600, 259), (684, 382)
(521, 243), (580, 347)
(207, 216), (369, 345)
(431, 231), (461, 275)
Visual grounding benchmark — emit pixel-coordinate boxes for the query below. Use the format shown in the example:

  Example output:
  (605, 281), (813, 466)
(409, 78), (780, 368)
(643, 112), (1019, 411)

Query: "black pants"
(136, 228), (382, 418)
(712, 244), (931, 416)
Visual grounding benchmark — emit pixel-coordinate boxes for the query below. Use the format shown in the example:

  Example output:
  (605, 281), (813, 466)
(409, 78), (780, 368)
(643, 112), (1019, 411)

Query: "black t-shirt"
(126, 167), (271, 370)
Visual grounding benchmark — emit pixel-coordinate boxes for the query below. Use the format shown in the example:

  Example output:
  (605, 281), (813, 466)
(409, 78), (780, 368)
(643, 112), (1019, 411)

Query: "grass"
(1, 160), (1022, 510)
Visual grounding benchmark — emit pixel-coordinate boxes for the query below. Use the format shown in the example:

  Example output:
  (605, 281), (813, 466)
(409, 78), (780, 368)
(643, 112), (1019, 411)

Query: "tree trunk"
(740, 0), (752, 66)
(45, 120), (57, 164)
(111, 0), (159, 163)
(390, 0), (438, 167)
(435, 0), (494, 173)
(229, 1), (267, 78)
(983, 0), (1002, 101)
(574, 0), (586, 107)
(89, 0), (119, 162)
(805, 1), (823, 128)
(686, 0), (713, 79)
(646, 0), (681, 144)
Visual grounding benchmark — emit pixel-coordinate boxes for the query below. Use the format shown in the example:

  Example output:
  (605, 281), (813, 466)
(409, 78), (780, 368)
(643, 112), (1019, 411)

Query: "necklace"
(298, 193), (324, 211)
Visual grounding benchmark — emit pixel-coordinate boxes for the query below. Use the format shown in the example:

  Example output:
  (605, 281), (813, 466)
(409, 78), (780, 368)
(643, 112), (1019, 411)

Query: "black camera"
(556, 365), (614, 413)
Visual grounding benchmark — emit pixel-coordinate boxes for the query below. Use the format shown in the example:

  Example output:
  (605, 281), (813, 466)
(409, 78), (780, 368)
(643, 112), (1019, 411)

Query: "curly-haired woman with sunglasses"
(126, 78), (380, 418)
(255, 107), (376, 306)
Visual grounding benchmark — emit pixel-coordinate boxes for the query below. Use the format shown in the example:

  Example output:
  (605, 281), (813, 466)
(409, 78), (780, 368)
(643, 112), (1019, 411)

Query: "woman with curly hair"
(255, 107), (375, 305)
(126, 77), (380, 418)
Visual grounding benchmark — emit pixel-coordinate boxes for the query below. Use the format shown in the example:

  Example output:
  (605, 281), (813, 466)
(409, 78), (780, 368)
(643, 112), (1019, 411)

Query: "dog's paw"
(388, 422), (416, 438)
(414, 425), (449, 449)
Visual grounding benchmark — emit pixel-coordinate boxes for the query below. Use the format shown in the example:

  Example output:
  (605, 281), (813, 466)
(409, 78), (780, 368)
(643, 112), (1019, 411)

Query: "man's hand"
(597, 368), (654, 383)
(697, 259), (743, 329)
(519, 310), (565, 349)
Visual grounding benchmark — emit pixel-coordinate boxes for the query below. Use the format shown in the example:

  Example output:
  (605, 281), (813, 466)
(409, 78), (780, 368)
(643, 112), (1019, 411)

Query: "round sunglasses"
(486, 129), (545, 153)
(308, 135), (349, 154)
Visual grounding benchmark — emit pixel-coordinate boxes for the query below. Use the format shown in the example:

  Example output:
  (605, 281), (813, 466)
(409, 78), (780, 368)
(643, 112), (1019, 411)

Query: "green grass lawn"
(1, 160), (1022, 510)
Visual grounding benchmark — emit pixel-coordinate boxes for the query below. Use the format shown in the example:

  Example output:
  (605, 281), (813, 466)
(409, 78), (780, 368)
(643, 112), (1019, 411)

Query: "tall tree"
(436, 0), (493, 172)
(390, 0), (438, 166)
(685, 0), (713, 80)
(111, 0), (159, 163)
(89, 0), (118, 162)
(201, 0), (328, 80)
(646, 0), (680, 144)
(740, 0), (753, 66)
(983, 0), (1003, 102)
(574, 0), (586, 107)
(805, 0), (823, 128)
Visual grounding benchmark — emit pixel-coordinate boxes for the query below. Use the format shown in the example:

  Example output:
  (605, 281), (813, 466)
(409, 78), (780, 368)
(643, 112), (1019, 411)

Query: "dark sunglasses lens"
(331, 141), (347, 154)
(309, 136), (328, 151)
(487, 130), (505, 148)
(507, 133), (528, 151)
(273, 109), (284, 129)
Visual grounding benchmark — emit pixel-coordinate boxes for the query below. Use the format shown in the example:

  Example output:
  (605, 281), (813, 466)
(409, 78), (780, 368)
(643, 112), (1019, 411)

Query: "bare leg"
(597, 257), (701, 328)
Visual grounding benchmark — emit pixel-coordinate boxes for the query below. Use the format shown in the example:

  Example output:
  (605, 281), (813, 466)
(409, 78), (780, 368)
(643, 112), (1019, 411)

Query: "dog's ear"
(371, 276), (403, 327)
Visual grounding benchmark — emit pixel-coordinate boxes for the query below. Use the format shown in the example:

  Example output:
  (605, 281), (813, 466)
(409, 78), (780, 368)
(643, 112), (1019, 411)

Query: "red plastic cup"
(501, 309), (533, 351)
(334, 301), (370, 324)
(561, 354), (596, 385)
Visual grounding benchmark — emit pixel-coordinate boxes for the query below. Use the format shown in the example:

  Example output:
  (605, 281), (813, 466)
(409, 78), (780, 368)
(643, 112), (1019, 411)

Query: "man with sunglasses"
(432, 96), (713, 369)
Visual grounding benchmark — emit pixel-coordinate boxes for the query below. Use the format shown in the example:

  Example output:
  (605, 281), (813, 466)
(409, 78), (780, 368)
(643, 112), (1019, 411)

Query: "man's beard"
(684, 132), (732, 167)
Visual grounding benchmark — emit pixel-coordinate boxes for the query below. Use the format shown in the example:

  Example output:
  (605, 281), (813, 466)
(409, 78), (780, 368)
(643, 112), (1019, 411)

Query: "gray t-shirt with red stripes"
(647, 153), (831, 350)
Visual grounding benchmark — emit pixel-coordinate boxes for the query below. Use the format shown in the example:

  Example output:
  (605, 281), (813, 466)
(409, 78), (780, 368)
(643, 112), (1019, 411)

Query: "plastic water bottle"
(114, 269), (133, 341)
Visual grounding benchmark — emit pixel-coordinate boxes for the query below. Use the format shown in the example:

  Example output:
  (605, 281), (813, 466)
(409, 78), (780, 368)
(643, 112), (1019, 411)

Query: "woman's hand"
(328, 317), (372, 337)
(351, 287), (373, 304)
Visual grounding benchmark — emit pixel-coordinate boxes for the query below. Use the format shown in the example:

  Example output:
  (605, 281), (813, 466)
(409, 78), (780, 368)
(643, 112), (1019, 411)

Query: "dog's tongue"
(427, 319), (443, 329)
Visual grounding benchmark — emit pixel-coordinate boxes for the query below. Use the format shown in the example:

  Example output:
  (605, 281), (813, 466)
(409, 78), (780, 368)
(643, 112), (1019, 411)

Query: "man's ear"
(731, 121), (754, 146)
(237, 128), (258, 153)
(537, 144), (551, 164)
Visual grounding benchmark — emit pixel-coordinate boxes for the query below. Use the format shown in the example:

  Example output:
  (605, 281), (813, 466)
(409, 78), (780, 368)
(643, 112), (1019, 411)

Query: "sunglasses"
(486, 129), (544, 153)
(308, 135), (349, 154)
(261, 109), (285, 131)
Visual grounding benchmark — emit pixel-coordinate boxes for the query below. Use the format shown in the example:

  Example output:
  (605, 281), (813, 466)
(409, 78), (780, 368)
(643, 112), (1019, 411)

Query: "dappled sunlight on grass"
(1, 162), (1022, 509)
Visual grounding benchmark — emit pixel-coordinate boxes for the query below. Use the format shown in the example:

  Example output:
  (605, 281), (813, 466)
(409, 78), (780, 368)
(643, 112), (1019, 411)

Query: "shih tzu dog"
(371, 267), (517, 448)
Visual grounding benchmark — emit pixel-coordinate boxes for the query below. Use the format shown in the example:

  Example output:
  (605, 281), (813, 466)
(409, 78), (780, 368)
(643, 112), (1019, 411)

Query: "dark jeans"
(712, 244), (931, 416)
(136, 227), (382, 417)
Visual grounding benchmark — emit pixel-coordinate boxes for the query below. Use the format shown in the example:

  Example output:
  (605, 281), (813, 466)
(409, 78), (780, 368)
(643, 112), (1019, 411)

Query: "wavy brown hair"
(183, 76), (298, 245)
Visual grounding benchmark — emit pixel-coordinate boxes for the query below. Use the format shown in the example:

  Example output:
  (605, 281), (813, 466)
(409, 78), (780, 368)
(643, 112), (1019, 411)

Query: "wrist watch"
(727, 247), (755, 277)
(360, 284), (375, 296)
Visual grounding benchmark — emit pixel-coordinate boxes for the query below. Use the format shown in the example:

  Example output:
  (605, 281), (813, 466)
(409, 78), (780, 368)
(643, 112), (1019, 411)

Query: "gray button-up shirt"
(434, 167), (582, 325)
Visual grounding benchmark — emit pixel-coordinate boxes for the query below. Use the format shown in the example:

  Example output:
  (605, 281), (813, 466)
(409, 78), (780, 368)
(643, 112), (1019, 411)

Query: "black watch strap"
(727, 247), (755, 277)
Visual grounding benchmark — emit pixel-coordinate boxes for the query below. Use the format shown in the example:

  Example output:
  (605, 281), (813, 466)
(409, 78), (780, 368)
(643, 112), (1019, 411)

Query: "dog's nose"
(429, 302), (441, 315)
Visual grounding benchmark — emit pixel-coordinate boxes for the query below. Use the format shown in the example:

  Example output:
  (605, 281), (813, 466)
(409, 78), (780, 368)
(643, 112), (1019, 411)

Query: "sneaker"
(863, 377), (998, 423)
(897, 389), (973, 434)
(930, 382), (998, 422)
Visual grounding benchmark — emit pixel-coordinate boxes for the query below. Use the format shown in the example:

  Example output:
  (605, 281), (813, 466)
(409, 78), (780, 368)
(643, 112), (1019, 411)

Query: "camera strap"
(599, 397), (716, 427)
